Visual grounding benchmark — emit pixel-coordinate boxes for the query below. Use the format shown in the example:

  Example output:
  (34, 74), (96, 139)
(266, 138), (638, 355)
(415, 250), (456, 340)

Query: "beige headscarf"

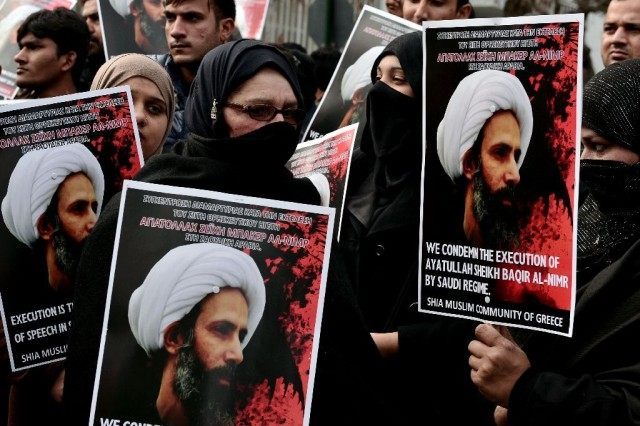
(91, 53), (175, 146)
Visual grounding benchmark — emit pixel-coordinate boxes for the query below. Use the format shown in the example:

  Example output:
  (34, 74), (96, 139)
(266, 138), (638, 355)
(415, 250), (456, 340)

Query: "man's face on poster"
(135, 0), (167, 52)
(43, 172), (98, 280)
(82, 0), (104, 57)
(174, 288), (248, 425)
(467, 110), (523, 247)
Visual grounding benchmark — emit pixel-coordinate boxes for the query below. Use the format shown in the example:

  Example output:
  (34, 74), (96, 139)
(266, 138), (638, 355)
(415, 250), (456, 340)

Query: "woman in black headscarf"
(63, 39), (327, 423)
(135, 39), (328, 204)
(342, 31), (424, 333)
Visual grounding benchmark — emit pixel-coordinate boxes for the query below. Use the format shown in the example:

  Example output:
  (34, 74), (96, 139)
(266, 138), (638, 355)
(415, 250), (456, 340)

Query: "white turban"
(1, 144), (105, 247)
(109, 0), (134, 17)
(436, 70), (533, 181)
(341, 46), (384, 102)
(128, 243), (266, 356)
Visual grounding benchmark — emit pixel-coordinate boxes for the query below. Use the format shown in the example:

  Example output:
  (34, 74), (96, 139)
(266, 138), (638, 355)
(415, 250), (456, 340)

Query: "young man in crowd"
(601, 0), (640, 66)
(13, 8), (89, 99)
(154, 0), (235, 150)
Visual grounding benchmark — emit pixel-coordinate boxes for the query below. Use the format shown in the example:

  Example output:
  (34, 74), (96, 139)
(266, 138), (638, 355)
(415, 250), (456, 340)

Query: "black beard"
(472, 172), (521, 249)
(174, 336), (237, 426)
(51, 229), (83, 280)
(140, 12), (167, 52)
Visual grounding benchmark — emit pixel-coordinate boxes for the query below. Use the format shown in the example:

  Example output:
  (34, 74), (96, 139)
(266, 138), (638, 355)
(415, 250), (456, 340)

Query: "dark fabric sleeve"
(62, 194), (121, 425)
(509, 367), (640, 426)
(397, 319), (495, 426)
(310, 244), (397, 425)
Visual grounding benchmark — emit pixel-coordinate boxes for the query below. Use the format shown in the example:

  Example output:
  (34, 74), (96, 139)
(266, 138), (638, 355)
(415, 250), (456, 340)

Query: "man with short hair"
(13, 8), (90, 99)
(128, 243), (265, 425)
(402, 0), (472, 24)
(152, 0), (234, 150)
(437, 69), (533, 249)
(601, 0), (640, 67)
(2, 144), (104, 293)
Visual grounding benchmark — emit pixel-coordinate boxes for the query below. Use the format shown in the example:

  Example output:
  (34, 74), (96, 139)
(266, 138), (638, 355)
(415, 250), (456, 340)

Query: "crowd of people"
(0, 0), (640, 424)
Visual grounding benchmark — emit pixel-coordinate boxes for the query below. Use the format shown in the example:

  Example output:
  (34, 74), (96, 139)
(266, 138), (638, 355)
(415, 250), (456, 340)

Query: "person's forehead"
(607, 0), (640, 18)
(231, 68), (296, 103)
(19, 33), (48, 44)
(378, 54), (402, 69)
(482, 111), (520, 139)
(59, 172), (93, 191)
(165, 0), (213, 15)
(82, 0), (98, 14)
(197, 288), (248, 319)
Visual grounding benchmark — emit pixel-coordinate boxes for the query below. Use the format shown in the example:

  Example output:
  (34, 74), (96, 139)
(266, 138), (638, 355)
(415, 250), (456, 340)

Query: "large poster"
(90, 181), (334, 426)
(0, 0), (76, 99)
(288, 123), (357, 238)
(301, 6), (419, 146)
(419, 15), (582, 336)
(0, 87), (143, 370)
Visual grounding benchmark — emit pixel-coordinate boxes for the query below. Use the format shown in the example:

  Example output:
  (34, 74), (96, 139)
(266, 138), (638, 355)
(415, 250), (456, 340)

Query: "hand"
(370, 332), (399, 359)
(494, 405), (509, 426)
(468, 323), (530, 407)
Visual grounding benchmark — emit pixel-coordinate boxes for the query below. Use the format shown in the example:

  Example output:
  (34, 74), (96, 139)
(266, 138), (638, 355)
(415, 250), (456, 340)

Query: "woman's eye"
(147, 104), (164, 115)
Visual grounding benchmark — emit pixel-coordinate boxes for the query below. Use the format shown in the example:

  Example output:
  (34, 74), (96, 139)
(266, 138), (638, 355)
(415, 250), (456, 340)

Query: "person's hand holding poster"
(419, 14), (583, 336)
(90, 180), (334, 426)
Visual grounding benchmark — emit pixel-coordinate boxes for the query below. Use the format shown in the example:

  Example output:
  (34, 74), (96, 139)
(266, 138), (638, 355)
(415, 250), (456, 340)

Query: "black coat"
(508, 238), (640, 426)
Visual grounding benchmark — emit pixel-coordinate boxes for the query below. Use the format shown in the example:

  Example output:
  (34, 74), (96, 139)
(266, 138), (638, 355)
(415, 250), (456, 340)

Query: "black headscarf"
(582, 59), (640, 154)
(137, 39), (319, 205)
(185, 39), (304, 138)
(369, 31), (423, 97)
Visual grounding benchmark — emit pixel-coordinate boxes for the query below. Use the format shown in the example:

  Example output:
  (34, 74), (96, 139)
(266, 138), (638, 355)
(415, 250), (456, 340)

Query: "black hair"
(164, 0), (236, 21)
(277, 44), (315, 113)
(310, 45), (341, 92)
(17, 8), (90, 86)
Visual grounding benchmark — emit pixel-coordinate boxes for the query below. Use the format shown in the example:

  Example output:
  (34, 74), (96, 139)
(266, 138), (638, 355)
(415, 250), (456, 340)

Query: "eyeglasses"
(224, 102), (305, 125)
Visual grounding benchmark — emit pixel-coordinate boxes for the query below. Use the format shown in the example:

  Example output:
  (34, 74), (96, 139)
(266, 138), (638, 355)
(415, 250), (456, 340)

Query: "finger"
(468, 354), (482, 370)
(495, 325), (515, 342)
(494, 406), (509, 426)
(475, 323), (503, 346)
(468, 339), (489, 357)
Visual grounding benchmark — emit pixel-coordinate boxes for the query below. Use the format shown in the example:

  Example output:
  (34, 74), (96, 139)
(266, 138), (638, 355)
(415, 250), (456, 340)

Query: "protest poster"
(419, 14), (582, 336)
(0, 0), (76, 99)
(89, 180), (334, 426)
(288, 123), (357, 238)
(0, 87), (143, 370)
(99, 0), (168, 58)
(235, 0), (269, 40)
(301, 6), (419, 146)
